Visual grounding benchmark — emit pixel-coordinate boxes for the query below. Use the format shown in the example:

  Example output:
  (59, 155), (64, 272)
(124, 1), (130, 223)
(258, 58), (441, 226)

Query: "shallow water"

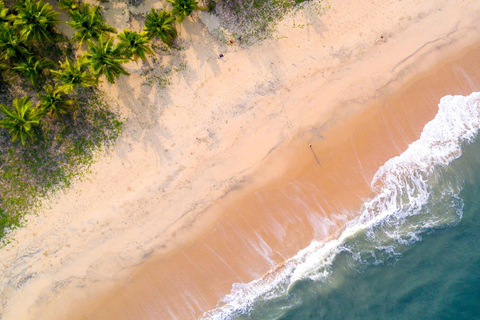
(79, 44), (480, 319)
(270, 137), (480, 320)
(204, 93), (480, 319)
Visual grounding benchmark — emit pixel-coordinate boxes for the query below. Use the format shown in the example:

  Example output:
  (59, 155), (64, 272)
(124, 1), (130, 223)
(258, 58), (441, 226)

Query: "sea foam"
(202, 93), (480, 320)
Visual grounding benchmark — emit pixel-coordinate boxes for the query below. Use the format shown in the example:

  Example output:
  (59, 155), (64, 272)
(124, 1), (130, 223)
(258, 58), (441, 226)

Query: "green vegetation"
(168, 0), (204, 23)
(37, 83), (75, 120)
(0, 25), (30, 61)
(0, 96), (43, 146)
(0, 0), (205, 240)
(85, 36), (129, 84)
(213, 0), (329, 44)
(13, 55), (54, 86)
(0, 0), (316, 241)
(144, 8), (177, 47)
(67, 3), (115, 46)
(0, 0), (124, 240)
(57, 0), (80, 14)
(13, 0), (60, 43)
(51, 57), (97, 93)
(0, 1), (9, 28)
(117, 29), (153, 61)
(0, 88), (122, 240)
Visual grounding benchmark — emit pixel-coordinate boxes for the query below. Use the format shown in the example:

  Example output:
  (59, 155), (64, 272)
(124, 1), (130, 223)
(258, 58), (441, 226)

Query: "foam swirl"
(202, 93), (480, 320)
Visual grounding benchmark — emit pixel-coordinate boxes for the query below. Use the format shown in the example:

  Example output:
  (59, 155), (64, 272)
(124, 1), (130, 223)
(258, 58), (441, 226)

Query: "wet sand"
(3, 1), (480, 319)
(76, 42), (480, 320)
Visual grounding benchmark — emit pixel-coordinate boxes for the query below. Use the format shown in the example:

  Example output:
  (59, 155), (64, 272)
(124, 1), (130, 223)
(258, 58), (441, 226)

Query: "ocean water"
(203, 92), (480, 319)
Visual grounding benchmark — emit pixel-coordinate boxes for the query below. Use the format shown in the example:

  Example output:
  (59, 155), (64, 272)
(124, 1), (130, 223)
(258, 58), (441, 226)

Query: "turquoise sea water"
(242, 131), (480, 320)
(203, 92), (480, 320)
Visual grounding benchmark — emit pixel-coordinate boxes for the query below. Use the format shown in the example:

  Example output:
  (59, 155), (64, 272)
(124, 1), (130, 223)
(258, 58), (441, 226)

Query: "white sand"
(1, 0), (480, 319)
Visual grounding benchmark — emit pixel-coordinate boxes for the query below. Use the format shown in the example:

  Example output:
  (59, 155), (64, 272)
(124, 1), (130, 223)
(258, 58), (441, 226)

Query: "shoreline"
(73, 17), (480, 320)
(2, 0), (480, 319)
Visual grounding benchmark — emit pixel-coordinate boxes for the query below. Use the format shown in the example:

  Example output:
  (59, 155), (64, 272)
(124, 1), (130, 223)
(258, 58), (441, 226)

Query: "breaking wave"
(202, 93), (480, 320)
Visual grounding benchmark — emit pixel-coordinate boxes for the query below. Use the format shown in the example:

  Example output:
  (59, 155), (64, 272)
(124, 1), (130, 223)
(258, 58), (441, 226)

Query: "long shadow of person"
(309, 144), (321, 166)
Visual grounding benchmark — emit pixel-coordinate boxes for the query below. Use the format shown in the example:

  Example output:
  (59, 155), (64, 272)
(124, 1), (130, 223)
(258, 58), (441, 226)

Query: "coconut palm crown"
(0, 0), (11, 28)
(85, 36), (129, 84)
(37, 84), (76, 120)
(144, 8), (177, 46)
(0, 25), (30, 61)
(13, 0), (60, 43)
(117, 29), (153, 61)
(0, 60), (8, 71)
(51, 57), (97, 93)
(168, 0), (203, 23)
(13, 55), (54, 86)
(0, 96), (44, 145)
(67, 3), (116, 46)
(57, 0), (80, 15)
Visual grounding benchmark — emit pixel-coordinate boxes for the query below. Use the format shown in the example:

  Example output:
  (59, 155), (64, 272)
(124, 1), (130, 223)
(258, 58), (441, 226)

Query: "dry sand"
(1, 0), (480, 319)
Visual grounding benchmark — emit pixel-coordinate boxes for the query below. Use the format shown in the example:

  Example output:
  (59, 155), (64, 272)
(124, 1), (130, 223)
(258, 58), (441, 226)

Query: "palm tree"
(85, 36), (129, 84)
(37, 84), (76, 120)
(13, 55), (54, 86)
(0, 25), (30, 61)
(0, 0), (11, 28)
(57, 0), (80, 15)
(144, 8), (177, 46)
(168, 0), (204, 23)
(67, 3), (116, 46)
(0, 96), (44, 145)
(0, 59), (9, 74)
(13, 0), (60, 43)
(117, 29), (153, 61)
(51, 57), (97, 93)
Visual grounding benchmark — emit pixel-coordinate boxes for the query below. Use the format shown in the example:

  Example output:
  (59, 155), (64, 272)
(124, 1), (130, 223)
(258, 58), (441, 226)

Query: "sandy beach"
(2, 0), (480, 319)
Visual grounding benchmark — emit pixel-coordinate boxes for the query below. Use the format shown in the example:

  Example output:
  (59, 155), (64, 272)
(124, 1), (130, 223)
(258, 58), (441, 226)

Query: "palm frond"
(13, 0), (60, 43)
(58, 0), (80, 14)
(144, 8), (177, 46)
(117, 29), (153, 61)
(13, 55), (54, 86)
(67, 3), (116, 46)
(37, 83), (76, 119)
(85, 36), (129, 84)
(0, 25), (30, 61)
(0, 0), (12, 28)
(51, 57), (97, 93)
(168, 0), (203, 23)
(0, 96), (44, 145)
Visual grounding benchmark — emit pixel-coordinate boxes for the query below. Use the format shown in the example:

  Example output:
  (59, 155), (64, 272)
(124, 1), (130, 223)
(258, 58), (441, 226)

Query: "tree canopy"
(0, 96), (44, 145)
(67, 3), (116, 46)
(51, 57), (97, 93)
(144, 8), (178, 46)
(117, 29), (153, 61)
(13, 0), (60, 43)
(37, 83), (76, 119)
(168, 0), (203, 23)
(85, 36), (130, 84)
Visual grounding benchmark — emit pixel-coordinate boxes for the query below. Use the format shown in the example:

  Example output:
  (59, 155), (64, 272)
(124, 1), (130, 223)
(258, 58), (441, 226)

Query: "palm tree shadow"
(177, 16), (222, 76)
(112, 74), (173, 163)
(0, 86), (122, 211)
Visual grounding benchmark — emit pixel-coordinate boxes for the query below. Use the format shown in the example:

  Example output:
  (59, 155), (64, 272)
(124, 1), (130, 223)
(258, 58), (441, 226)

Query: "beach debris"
(237, 36), (242, 41)
(219, 53), (224, 58)
(229, 40), (234, 44)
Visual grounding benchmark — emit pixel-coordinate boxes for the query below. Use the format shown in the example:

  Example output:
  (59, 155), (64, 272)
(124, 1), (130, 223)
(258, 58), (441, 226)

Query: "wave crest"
(202, 93), (480, 320)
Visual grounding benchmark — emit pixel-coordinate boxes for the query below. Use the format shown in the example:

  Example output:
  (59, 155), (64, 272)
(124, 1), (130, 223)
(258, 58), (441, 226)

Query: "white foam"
(202, 93), (480, 320)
